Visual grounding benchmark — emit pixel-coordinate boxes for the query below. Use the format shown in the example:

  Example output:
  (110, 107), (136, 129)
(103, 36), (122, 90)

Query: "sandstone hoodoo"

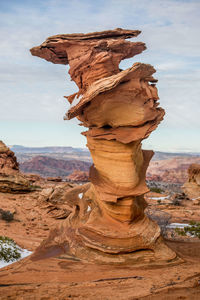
(0, 141), (32, 193)
(31, 28), (176, 264)
(182, 164), (200, 201)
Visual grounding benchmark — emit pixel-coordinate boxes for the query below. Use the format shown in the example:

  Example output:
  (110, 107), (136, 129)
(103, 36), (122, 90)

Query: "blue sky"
(0, 0), (200, 152)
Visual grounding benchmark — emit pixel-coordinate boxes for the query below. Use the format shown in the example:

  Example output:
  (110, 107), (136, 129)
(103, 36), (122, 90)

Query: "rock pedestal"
(30, 28), (177, 264)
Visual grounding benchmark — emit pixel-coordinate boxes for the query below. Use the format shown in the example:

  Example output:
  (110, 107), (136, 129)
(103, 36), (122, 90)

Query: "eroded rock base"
(1, 241), (199, 300)
(31, 184), (178, 265)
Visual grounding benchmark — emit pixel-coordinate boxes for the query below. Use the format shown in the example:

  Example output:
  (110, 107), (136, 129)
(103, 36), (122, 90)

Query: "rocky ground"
(0, 180), (200, 299)
(1, 140), (200, 299)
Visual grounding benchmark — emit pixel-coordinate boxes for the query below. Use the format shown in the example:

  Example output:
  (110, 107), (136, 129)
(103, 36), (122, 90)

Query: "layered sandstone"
(182, 164), (200, 200)
(0, 141), (32, 193)
(30, 28), (176, 264)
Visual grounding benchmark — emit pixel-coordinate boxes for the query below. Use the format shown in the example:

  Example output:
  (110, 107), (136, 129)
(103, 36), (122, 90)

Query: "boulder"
(0, 141), (33, 193)
(67, 170), (89, 182)
(182, 164), (200, 200)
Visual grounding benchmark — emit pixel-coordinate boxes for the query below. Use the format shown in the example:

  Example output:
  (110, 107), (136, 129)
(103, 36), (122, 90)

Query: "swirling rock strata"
(31, 28), (176, 264)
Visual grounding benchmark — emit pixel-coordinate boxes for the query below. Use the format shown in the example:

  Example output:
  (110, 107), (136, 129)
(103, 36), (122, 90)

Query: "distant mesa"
(20, 155), (91, 177)
(147, 157), (200, 184)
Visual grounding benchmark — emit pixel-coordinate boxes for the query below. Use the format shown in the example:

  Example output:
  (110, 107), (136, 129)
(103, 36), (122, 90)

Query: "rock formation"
(182, 164), (200, 201)
(67, 170), (89, 182)
(147, 157), (200, 184)
(0, 141), (33, 193)
(47, 177), (62, 182)
(30, 28), (176, 264)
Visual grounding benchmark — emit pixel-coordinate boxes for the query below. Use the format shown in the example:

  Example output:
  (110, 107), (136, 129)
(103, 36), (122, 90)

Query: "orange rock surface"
(67, 170), (89, 182)
(182, 164), (200, 200)
(1, 181), (200, 299)
(0, 241), (200, 300)
(30, 28), (176, 264)
(0, 141), (32, 193)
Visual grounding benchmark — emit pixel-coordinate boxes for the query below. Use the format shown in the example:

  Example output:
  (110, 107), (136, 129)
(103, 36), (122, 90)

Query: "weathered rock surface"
(1, 183), (200, 299)
(1, 241), (200, 300)
(182, 164), (200, 200)
(30, 28), (146, 93)
(67, 170), (89, 182)
(30, 28), (176, 264)
(24, 173), (45, 183)
(46, 176), (62, 182)
(37, 182), (85, 219)
(0, 141), (32, 193)
(0, 141), (19, 171)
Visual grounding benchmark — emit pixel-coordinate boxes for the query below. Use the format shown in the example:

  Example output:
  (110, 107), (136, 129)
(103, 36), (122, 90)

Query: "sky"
(0, 0), (200, 152)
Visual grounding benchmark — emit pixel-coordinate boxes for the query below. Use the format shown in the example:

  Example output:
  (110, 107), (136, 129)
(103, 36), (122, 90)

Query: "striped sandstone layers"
(30, 28), (176, 264)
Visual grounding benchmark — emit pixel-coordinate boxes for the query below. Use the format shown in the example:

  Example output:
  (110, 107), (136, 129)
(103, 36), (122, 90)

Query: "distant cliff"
(147, 157), (200, 184)
(20, 156), (91, 177)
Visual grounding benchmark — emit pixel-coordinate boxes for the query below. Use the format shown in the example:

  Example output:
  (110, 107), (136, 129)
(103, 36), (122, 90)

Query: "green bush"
(175, 221), (200, 239)
(150, 187), (164, 194)
(0, 209), (14, 222)
(0, 236), (21, 262)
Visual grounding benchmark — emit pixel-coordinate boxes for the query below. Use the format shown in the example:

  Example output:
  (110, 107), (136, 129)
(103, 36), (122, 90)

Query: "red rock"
(67, 170), (89, 182)
(30, 28), (176, 264)
(20, 155), (90, 177)
(0, 141), (32, 193)
(30, 28), (146, 93)
(47, 177), (62, 182)
(0, 140), (19, 172)
(147, 157), (200, 184)
(24, 173), (45, 183)
(182, 164), (200, 200)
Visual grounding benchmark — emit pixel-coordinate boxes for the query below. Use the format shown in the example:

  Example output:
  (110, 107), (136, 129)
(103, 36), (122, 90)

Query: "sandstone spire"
(31, 28), (176, 264)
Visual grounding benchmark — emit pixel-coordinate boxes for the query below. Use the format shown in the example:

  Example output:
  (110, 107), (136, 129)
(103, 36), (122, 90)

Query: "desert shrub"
(172, 199), (181, 206)
(0, 209), (14, 222)
(30, 184), (41, 190)
(0, 236), (21, 262)
(150, 187), (164, 193)
(157, 200), (161, 204)
(175, 221), (200, 239)
(146, 209), (171, 235)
